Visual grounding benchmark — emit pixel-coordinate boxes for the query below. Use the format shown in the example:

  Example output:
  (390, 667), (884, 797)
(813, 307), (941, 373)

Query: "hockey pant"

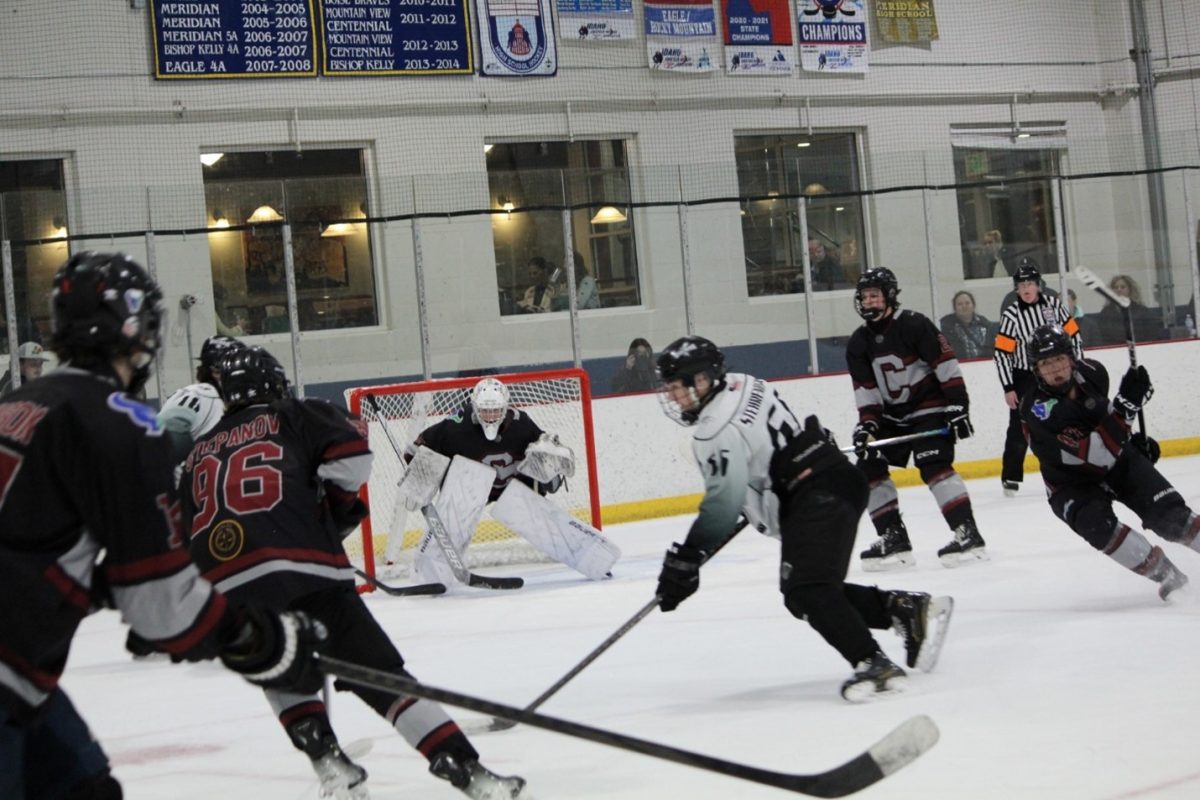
(413, 455), (620, 582)
(267, 585), (478, 765)
(858, 421), (974, 534)
(778, 466), (895, 667)
(0, 688), (118, 800)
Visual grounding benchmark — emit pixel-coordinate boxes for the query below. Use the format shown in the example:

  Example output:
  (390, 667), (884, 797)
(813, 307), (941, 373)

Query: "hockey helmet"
(1013, 257), (1042, 287)
(854, 267), (901, 321)
(218, 345), (289, 410)
(1027, 324), (1075, 394)
(655, 335), (727, 426)
(197, 335), (245, 386)
(50, 251), (165, 393)
(471, 378), (510, 441)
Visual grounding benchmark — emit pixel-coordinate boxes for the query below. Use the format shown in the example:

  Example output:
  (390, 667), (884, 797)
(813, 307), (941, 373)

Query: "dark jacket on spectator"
(1094, 302), (1166, 346)
(939, 312), (997, 360)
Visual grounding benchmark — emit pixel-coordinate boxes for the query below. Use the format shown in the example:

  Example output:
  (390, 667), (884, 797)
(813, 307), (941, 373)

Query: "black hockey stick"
(316, 653), (938, 797)
(1075, 266), (1146, 431)
(363, 393), (524, 590)
(837, 426), (952, 455)
(352, 567), (447, 597)
(464, 517), (753, 735)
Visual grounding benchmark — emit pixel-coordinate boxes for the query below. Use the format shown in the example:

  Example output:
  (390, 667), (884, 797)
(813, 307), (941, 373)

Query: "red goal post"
(345, 367), (601, 585)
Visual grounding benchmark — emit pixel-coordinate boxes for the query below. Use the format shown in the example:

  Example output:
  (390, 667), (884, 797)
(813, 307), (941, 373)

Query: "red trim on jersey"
(105, 548), (193, 584)
(0, 642), (61, 691)
(322, 439), (370, 462)
(157, 592), (228, 656)
(201, 546), (352, 584)
(41, 564), (92, 612)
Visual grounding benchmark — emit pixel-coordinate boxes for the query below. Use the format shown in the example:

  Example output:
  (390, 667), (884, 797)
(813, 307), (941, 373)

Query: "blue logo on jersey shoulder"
(107, 393), (164, 436)
(1031, 398), (1058, 421)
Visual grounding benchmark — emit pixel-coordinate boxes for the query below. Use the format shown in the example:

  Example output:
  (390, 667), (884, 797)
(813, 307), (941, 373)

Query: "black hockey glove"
(1113, 366), (1153, 420)
(322, 481), (368, 541)
(537, 474), (566, 495)
(220, 606), (328, 694)
(944, 405), (973, 442)
(852, 420), (879, 461)
(1129, 432), (1161, 464)
(657, 542), (705, 612)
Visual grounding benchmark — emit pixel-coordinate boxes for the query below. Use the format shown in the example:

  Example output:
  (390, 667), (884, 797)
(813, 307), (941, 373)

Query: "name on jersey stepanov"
(185, 414), (280, 470)
(739, 379), (767, 426)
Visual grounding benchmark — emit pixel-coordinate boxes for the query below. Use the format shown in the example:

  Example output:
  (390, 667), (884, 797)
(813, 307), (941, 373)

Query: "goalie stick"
(363, 394), (524, 591)
(837, 426), (952, 455)
(316, 653), (938, 797)
(352, 567), (447, 597)
(1075, 266), (1146, 431)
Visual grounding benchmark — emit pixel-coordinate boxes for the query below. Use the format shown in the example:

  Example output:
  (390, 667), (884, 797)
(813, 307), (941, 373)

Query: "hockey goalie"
(394, 377), (620, 586)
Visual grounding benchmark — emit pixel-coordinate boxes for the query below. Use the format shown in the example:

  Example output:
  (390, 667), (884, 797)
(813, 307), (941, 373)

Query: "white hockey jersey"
(684, 372), (804, 549)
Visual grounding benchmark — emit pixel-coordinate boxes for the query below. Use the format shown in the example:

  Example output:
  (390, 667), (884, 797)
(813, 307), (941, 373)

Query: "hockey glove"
(852, 420), (879, 461)
(1129, 432), (1161, 464)
(657, 542), (705, 612)
(944, 405), (974, 442)
(323, 481), (368, 540)
(1113, 366), (1153, 420)
(220, 607), (328, 694)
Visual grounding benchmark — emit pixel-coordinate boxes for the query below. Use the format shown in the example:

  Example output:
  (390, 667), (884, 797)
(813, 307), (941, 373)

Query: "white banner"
(796, 0), (869, 73)
(475, 0), (558, 75)
(645, 0), (718, 73)
(558, 0), (635, 41)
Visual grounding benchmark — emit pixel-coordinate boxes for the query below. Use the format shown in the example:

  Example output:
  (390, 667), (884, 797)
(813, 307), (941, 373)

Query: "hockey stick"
(464, 517), (753, 735)
(316, 653), (937, 797)
(363, 394), (524, 591)
(837, 426), (952, 455)
(1075, 266), (1145, 431)
(352, 567), (447, 597)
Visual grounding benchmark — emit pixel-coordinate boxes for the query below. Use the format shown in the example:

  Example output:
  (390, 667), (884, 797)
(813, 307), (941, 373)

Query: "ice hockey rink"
(66, 456), (1200, 799)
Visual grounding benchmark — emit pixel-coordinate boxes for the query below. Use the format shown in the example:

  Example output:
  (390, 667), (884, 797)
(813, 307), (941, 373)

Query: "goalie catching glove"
(220, 606), (328, 694)
(518, 433), (576, 484)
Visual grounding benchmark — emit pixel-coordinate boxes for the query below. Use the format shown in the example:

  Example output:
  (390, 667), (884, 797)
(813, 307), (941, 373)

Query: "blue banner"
(318, 0), (473, 75)
(152, 0), (319, 79)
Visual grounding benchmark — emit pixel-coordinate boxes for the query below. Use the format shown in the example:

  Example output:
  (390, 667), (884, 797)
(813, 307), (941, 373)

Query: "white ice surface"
(66, 458), (1200, 799)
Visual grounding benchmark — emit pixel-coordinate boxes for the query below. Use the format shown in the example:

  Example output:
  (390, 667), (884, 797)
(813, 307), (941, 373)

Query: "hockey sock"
(921, 466), (973, 530)
(385, 691), (479, 763)
(866, 478), (901, 534)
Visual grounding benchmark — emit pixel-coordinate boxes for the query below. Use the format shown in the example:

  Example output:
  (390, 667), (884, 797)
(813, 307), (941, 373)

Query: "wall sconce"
(321, 222), (356, 238)
(498, 196), (515, 220)
(200, 152), (224, 167)
(803, 183), (828, 196)
(590, 205), (627, 224)
(52, 215), (67, 239)
(210, 209), (230, 229)
(247, 205), (283, 223)
(484, 144), (495, 155)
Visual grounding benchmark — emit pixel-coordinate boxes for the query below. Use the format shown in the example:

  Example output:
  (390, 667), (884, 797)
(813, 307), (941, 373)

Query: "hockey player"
(181, 346), (526, 800)
(397, 377), (619, 586)
(653, 336), (953, 702)
(1020, 325), (1192, 600)
(846, 267), (988, 570)
(157, 334), (245, 460)
(0, 253), (326, 800)
(994, 259), (1081, 496)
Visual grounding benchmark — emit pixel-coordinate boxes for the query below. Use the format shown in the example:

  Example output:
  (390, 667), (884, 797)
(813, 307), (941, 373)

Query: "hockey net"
(344, 368), (600, 586)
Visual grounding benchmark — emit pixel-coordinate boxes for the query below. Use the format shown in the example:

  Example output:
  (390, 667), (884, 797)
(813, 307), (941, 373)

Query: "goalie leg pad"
(411, 456), (494, 585)
(492, 481), (620, 580)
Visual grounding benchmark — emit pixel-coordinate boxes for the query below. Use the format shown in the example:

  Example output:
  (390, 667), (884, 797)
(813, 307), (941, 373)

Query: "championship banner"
(558, 0), (634, 41)
(875, 0), (938, 43)
(645, 0), (718, 73)
(722, 0), (794, 76)
(796, 0), (868, 73)
(475, 0), (557, 75)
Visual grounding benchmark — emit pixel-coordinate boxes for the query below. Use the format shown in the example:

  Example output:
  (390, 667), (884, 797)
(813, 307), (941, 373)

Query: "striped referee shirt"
(993, 294), (1082, 391)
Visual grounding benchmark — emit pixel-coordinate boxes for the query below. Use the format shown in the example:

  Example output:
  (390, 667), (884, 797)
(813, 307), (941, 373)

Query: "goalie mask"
(656, 336), (726, 426)
(471, 378), (510, 441)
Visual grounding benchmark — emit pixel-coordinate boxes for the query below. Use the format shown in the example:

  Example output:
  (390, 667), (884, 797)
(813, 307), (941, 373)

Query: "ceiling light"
(797, 141), (812, 148)
(247, 205), (283, 223)
(484, 144), (494, 154)
(321, 222), (356, 237)
(210, 209), (229, 229)
(200, 152), (224, 167)
(590, 206), (627, 224)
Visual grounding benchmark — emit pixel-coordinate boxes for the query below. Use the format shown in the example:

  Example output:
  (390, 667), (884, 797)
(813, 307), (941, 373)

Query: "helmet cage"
(471, 378), (510, 441)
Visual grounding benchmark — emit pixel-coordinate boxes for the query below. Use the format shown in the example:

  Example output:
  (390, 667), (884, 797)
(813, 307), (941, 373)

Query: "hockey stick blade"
(838, 426), (952, 455)
(353, 567), (447, 597)
(1075, 266), (1131, 308)
(317, 656), (938, 797)
(467, 572), (524, 590)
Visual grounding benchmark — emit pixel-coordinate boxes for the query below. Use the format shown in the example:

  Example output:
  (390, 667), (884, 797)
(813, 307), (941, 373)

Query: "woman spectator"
(1095, 274), (1165, 345)
(610, 338), (656, 393)
(939, 290), (995, 360)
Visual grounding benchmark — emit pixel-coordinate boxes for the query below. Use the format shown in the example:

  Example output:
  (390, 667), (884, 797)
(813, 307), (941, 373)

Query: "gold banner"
(875, 0), (940, 43)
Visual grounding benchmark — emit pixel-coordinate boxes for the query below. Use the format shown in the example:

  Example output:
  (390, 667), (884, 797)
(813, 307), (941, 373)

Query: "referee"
(993, 258), (1082, 495)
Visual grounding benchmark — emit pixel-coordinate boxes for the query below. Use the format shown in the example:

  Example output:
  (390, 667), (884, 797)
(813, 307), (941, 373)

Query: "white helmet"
(471, 378), (510, 441)
(159, 382), (224, 439)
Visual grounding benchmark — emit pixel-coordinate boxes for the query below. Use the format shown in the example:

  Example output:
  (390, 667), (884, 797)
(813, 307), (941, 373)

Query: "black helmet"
(1013, 257), (1042, 287)
(1027, 325), (1075, 394)
(197, 335), (245, 386)
(50, 252), (165, 393)
(218, 346), (289, 409)
(656, 335), (726, 425)
(854, 267), (900, 321)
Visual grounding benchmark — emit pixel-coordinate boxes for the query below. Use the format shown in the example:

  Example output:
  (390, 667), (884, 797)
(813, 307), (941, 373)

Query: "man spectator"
(968, 230), (1009, 280)
(517, 256), (557, 314)
(0, 341), (51, 396)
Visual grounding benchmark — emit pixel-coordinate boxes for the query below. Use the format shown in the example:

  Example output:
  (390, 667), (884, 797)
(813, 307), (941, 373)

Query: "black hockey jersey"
(0, 368), (231, 718)
(410, 404), (544, 502)
(181, 398), (373, 611)
(1019, 359), (1132, 492)
(846, 309), (969, 427)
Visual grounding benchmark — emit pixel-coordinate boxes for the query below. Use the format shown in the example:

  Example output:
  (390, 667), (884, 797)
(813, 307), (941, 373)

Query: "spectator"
(1065, 288), (1102, 344)
(0, 341), (52, 397)
(212, 283), (246, 336)
(552, 253), (600, 311)
(807, 239), (842, 291)
(611, 337), (656, 393)
(1095, 274), (1166, 345)
(968, 230), (1009, 280)
(939, 291), (995, 360)
(517, 256), (555, 314)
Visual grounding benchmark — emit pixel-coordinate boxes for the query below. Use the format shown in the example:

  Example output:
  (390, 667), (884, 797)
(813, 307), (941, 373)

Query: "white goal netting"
(344, 368), (600, 581)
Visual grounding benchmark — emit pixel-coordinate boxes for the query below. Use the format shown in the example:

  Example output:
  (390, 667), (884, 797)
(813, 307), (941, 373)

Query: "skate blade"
(915, 596), (954, 673)
(862, 552), (916, 572)
(842, 675), (909, 704)
(938, 547), (989, 569)
(1160, 576), (1190, 602)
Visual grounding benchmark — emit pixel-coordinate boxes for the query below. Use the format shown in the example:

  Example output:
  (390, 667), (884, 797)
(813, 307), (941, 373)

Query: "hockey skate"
(1149, 553), (1189, 601)
(311, 741), (370, 800)
(887, 591), (954, 672)
(1001, 479), (1020, 497)
(860, 524), (915, 572)
(937, 520), (988, 567)
(430, 752), (526, 799)
(840, 651), (908, 703)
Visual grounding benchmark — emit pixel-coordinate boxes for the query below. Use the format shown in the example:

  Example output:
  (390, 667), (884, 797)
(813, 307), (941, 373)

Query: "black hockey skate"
(887, 591), (955, 671)
(310, 739), (369, 800)
(937, 520), (989, 567)
(840, 651), (908, 703)
(860, 524), (915, 572)
(430, 752), (526, 799)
